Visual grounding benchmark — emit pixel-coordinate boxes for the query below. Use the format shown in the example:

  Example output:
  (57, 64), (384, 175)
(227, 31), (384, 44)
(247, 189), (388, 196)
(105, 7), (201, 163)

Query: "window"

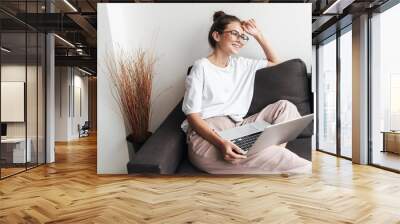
(317, 36), (337, 154)
(317, 26), (353, 159)
(370, 2), (400, 171)
(339, 28), (352, 158)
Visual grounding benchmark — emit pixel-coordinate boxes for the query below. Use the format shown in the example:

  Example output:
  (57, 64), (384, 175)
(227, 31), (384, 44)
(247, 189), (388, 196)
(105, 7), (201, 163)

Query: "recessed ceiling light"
(1, 47), (11, 53)
(78, 67), (93, 76)
(54, 34), (75, 48)
(63, 0), (78, 12)
(322, 0), (355, 15)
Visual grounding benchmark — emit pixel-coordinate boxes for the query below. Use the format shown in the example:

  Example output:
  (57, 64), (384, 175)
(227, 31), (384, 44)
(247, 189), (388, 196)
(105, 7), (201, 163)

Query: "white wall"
(97, 3), (312, 174)
(55, 67), (89, 141)
(72, 73), (89, 138)
(55, 67), (69, 141)
(73, 72), (88, 139)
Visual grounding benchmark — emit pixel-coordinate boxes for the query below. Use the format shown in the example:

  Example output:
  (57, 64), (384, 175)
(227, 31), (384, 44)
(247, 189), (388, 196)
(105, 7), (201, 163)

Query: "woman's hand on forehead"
(241, 19), (262, 38)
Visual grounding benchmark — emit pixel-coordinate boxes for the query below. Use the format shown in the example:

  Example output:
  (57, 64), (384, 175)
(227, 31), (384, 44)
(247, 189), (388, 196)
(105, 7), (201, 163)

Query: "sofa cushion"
(127, 101), (187, 174)
(286, 137), (312, 161)
(246, 59), (313, 137)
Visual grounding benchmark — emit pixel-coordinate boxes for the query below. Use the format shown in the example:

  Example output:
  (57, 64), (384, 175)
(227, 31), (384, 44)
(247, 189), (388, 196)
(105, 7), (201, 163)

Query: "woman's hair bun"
(213, 11), (226, 22)
(208, 11), (240, 48)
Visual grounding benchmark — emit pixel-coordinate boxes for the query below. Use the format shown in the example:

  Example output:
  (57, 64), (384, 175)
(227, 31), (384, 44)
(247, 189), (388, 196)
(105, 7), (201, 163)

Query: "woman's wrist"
(205, 129), (226, 150)
(255, 33), (279, 64)
(254, 32), (265, 42)
(214, 136), (227, 150)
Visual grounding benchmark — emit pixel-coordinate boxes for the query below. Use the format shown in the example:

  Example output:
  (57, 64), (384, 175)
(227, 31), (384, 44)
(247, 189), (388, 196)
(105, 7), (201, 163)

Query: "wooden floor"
(372, 151), (400, 171)
(1, 135), (400, 223)
(1, 167), (26, 178)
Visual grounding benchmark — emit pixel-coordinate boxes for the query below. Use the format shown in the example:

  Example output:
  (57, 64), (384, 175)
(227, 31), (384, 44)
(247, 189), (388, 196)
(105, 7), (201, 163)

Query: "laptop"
(217, 114), (314, 155)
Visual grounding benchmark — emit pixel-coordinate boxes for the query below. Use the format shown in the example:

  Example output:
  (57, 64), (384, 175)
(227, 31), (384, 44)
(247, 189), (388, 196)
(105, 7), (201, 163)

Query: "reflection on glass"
(340, 29), (352, 158)
(390, 75), (400, 130)
(0, 1), (47, 179)
(1, 32), (27, 177)
(318, 37), (337, 154)
(371, 3), (400, 171)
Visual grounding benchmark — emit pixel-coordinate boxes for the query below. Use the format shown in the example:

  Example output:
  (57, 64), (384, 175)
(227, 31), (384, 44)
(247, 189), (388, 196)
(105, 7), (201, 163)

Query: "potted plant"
(106, 47), (156, 161)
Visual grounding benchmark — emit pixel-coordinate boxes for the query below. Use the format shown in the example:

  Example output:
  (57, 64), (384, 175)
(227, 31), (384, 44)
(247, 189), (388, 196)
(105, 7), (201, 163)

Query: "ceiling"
(0, 0), (392, 75)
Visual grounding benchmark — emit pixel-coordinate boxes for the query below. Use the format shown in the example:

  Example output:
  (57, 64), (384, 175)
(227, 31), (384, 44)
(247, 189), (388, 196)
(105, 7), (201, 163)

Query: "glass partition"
(339, 28), (352, 158)
(317, 36), (337, 155)
(1, 31), (28, 177)
(370, 3), (400, 171)
(0, 1), (46, 179)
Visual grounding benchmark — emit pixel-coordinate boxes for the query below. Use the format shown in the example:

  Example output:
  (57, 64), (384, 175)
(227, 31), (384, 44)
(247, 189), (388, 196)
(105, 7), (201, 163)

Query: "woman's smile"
(232, 42), (242, 49)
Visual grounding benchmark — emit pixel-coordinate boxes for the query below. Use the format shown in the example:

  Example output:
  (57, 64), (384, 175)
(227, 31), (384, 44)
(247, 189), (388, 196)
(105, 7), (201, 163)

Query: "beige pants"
(186, 100), (312, 174)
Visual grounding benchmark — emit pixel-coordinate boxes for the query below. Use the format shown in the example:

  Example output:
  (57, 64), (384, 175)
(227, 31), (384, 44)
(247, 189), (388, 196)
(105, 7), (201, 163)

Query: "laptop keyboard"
(231, 132), (262, 152)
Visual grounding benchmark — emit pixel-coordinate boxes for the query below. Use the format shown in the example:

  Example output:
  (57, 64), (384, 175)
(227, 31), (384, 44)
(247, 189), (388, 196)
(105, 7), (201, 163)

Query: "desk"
(1, 138), (31, 163)
(382, 131), (400, 154)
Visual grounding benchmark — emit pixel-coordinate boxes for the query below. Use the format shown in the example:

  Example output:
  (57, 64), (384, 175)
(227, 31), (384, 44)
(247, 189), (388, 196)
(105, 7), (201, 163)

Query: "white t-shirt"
(181, 56), (268, 133)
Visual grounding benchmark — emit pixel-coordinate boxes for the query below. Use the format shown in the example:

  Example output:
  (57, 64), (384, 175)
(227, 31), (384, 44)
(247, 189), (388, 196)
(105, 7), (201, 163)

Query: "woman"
(181, 11), (311, 174)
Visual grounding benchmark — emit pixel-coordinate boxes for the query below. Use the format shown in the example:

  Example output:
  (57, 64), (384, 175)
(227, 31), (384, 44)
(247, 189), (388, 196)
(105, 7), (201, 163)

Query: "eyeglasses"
(221, 30), (249, 42)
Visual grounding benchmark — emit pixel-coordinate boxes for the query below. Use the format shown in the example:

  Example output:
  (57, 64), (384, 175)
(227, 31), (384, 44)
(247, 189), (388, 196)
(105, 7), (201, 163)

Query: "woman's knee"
(279, 99), (294, 108)
(279, 100), (299, 113)
(189, 139), (221, 160)
(188, 148), (224, 173)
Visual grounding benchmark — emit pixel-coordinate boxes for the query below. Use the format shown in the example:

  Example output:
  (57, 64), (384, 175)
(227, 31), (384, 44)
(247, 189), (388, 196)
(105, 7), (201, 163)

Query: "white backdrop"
(97, 3), (311, 174)
(1, 82), (25, 122)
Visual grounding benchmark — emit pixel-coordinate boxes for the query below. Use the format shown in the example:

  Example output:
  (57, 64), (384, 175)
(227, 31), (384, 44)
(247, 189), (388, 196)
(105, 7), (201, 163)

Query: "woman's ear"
(212, 31), (221, 43)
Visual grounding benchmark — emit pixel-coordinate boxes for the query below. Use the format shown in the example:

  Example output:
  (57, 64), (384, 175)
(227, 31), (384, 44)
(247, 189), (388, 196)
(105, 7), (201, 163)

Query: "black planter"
(126, 132), (152, 161)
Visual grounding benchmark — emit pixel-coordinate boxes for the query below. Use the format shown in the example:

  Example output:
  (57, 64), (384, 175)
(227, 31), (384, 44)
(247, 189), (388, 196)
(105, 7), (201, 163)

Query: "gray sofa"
(127, 59), (313, 174)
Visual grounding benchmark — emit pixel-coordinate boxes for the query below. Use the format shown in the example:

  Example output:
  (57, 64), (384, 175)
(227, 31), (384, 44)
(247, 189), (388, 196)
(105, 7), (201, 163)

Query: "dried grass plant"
(106, 47), (156, 143)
